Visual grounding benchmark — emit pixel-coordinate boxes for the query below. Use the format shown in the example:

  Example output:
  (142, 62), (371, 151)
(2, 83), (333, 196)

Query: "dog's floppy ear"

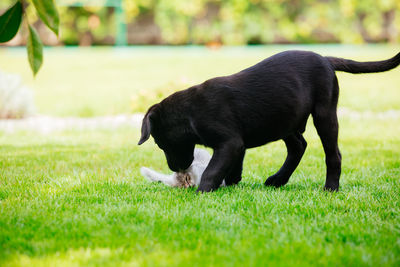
(138, 104), (158, 145)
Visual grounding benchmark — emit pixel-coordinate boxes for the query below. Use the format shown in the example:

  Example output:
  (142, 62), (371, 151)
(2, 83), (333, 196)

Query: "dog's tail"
(326, 52), (400, 74)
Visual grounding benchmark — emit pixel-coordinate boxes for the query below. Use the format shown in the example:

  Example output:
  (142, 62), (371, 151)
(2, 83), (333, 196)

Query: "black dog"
(139, 50), (400, 192)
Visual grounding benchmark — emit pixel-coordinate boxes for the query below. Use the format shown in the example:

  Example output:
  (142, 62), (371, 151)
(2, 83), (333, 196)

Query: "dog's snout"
(167, 162), (179, 172)
(165, 153), (193, 172)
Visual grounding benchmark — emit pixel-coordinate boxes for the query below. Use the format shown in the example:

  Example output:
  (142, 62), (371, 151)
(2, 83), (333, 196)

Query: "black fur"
(139, 50), (400, 192)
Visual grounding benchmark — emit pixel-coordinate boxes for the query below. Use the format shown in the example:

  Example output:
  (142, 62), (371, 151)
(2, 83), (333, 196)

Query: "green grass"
(0, 45), (400, 266)
(1, 117), (400, 267)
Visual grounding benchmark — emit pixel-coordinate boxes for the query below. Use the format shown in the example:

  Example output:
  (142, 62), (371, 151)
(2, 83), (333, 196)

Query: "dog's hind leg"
(264, 132), (307, 188)
(312, 78), (342, 191)
(224, 150), (245, 186)
(312, 111), (341, 191)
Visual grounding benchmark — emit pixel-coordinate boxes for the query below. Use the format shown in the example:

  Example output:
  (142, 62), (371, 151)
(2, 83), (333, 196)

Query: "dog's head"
(138, 103), (195, 172)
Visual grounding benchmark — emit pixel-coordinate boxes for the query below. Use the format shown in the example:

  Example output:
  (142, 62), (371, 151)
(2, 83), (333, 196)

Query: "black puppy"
(138, 50), (400, 192)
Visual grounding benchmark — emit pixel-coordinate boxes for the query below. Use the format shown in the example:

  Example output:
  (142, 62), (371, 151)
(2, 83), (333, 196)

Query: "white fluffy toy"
(141, 148), (225, 188)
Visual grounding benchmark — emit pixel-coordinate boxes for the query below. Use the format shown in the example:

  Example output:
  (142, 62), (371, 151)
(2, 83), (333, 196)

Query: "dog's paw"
(224, 176), (242, 186)
(264, 174), (289, 188)
(196, 184), (216, 193)
(323, 183), (339, 192)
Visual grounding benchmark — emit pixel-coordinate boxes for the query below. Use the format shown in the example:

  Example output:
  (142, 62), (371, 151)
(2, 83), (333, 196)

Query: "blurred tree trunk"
(381, 9), (396, 43)
(79, 31), (94, 46)
(357, 12), (373, 43)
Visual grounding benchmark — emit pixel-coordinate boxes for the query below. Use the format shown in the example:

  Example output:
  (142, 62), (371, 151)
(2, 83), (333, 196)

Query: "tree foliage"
(2, 0), (400, 47)
(1, 0), (399, 75)
(0, 0), (59, 75)
(0, 1), (22, 43)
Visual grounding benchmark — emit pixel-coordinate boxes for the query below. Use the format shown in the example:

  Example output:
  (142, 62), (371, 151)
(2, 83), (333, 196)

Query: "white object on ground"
(140, 148), (225, 188)
(0, 71), (35, 119)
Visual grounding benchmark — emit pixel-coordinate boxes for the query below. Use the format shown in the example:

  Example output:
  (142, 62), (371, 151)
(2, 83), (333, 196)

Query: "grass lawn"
(0, 45), (400, 115)
(0, 45), (400, 266)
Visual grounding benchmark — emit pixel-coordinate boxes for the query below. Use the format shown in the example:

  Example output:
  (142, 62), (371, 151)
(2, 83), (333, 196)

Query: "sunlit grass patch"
(1, 115), (399, 266)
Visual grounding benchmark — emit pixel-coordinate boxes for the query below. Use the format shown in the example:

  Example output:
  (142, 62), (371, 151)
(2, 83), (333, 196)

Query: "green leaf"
(0, 1), (23, 43)
(27, 25), (43, 76)
(31, 0), (59, 35)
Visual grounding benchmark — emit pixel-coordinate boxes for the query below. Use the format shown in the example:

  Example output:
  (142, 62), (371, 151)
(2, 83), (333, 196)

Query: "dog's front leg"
(197, 139), (244, 193)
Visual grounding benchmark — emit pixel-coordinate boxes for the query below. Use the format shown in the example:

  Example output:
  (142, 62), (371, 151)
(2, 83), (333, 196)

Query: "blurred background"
(2, 0), (400, 46)
(0, 0), (400, 120)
